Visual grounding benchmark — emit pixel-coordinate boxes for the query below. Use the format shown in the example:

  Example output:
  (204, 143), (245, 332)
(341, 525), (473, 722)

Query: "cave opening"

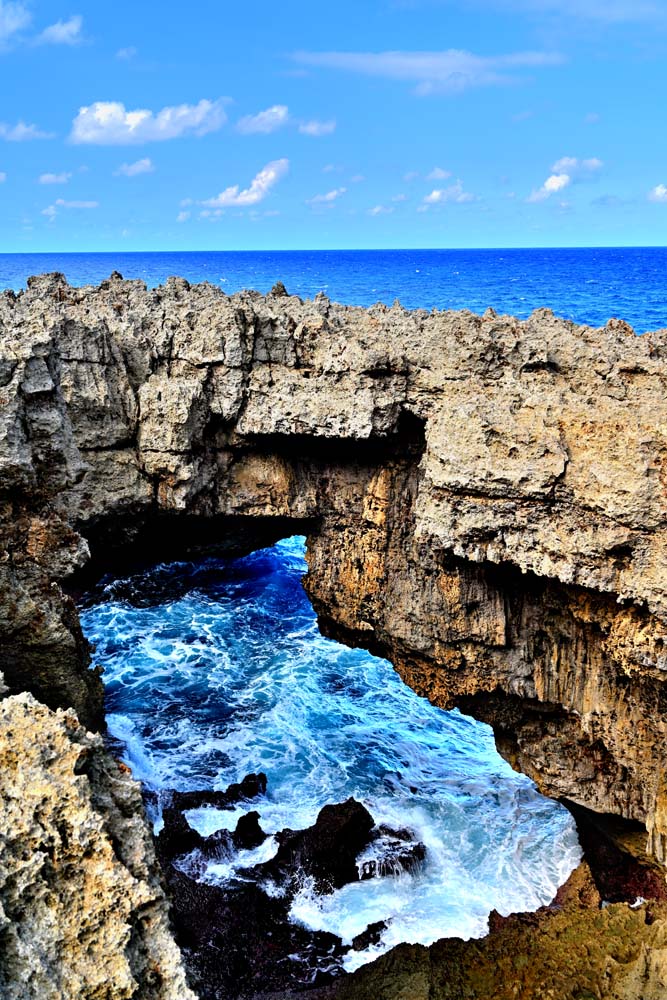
(77, 533), (582, 999)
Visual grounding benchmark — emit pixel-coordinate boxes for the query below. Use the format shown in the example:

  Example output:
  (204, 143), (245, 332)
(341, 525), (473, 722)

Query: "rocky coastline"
(3, 272), (667, 997)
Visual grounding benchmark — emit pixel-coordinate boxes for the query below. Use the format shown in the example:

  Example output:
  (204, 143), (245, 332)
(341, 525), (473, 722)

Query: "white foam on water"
(80, 535), (582, 973)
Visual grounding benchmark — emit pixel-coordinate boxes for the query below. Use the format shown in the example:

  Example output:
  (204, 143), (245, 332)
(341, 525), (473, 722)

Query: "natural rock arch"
(3, 272), (667, 997)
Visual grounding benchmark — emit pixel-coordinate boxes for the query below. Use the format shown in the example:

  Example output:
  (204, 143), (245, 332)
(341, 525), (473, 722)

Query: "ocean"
(1, 246), (667, 333)
(80, 539), (581, 974)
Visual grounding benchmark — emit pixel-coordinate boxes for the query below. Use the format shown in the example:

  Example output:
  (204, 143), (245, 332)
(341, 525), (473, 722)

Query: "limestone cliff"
(3, 271), (667, 996)
(0, 690), (195, 999)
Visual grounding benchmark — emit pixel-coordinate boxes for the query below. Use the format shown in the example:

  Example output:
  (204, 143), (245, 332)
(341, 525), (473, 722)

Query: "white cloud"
(177, 210), (191, 222)
(36, 14), (82, 45)
(427, 166), (451, 180)
(298, 119), (336, 136)
(422, 179), (475, 205)
(293, 49), (564, 96)
(70, 98), (227, 145)
(528, 156), (602, 202)
(39, 171), (71, 184)
(0, 171), (6, 182)
(552, 155), (603, 175)
(368, 204), (394, 216)
(116, 46), (137, 60)
(528, 173), (570, 202)
(237, 105), (290, 134)
(42, 197), (98, 222)
(115, 157), (155, 177)
(0, 120), (52, 141)
(350, 173), (365, 183)
(307, 186), (347, 205)
(404, 170), (420, 182)
(392, 193), (407, 202)
(200, 158), (289, 208)
(0, 1), (30, 46)
(649, 184), (667, 203)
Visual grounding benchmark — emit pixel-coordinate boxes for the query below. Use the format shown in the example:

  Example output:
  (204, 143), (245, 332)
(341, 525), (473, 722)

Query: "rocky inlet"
(3, 272), (667, 997)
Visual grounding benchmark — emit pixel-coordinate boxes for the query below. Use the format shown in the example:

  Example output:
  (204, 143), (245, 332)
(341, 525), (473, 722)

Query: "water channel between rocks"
(79, 535), (582, 979)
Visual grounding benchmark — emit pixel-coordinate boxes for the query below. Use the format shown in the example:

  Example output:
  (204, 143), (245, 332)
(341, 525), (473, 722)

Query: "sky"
(0, 0), (666, 251)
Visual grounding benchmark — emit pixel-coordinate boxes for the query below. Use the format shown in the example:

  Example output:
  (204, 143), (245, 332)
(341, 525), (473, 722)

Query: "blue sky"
(0, 0), (666, 250)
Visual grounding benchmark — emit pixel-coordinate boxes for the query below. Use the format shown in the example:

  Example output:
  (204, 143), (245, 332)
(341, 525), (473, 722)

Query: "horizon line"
(1, 244), (667, 256)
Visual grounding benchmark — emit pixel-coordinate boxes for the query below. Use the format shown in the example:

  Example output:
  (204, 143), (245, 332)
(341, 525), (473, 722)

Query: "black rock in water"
(171, 771), (267, 812)
(233, 810), (267, 849)
(352, 921), (388, 952)
(260, 797), (375, 893)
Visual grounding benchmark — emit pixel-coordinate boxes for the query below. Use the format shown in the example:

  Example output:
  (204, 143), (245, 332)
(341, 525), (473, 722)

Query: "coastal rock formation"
(3, 271), (667, 994)
(0, 692), (195, 1000)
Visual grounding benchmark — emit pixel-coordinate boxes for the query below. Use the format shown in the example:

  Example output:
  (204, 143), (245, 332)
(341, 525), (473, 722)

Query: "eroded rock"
(4, 275), (667, 994)
(0, 693), (194, 1000)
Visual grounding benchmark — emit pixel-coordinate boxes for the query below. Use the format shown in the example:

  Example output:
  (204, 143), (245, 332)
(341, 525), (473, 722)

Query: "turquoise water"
(80, 537), (581, 971)
(1, 246), (667, 332)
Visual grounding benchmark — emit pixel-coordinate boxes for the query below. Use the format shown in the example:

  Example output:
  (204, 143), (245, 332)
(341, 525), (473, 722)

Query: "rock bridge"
(3, 272), (667, 998)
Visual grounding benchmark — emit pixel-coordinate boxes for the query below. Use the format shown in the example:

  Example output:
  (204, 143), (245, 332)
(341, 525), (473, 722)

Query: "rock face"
(0, 692), (195, 1000)
(3, 272), (667, 994)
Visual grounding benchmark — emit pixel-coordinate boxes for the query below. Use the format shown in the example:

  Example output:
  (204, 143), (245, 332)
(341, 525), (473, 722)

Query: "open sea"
(41, 246), (659, 973)
(1, 246), (667, 332)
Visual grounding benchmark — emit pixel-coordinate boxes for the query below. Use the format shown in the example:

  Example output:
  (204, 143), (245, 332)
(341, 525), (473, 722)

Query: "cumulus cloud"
(0, 120), (53, 141)
(528, 173), (570, 202)
(237, 105), (290, 134)
(307, 186), (347, 206)
(422, 179), (475, 205)
(427, 166), (451, 180)
(116, 46), (137, 60)
(39, 171), (71, 184)
(70, 98), (227, 145)
(293, 48), (564, 96)
(36, 14), (82, 45)
(649, 184), (667, 203)
(200, 158), (289, 208)
(0, 1), (31, 46)
(368, 204), (394, 216)
(529, 156), (602, 201)
(552, 156), (603, 175)
(298, 119), (336, 136)
(115, 157), (155, 176)
(42, 197), (98, 222)
(177, 210), (191, 222)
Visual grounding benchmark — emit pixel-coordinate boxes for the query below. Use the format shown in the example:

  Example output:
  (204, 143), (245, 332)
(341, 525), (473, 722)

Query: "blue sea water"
(80, 537), (581, 972)
(1, 246), (667, 333)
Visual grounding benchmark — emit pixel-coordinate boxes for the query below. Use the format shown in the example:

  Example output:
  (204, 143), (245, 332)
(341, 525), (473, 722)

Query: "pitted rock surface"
(0, 693), (195, 1000)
